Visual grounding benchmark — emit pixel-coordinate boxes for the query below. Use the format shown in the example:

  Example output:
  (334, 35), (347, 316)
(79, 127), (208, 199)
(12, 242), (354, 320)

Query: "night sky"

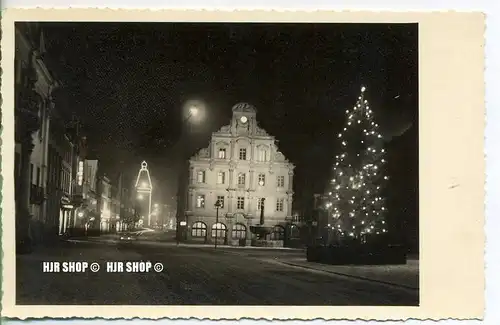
(40, 22), (418, 226)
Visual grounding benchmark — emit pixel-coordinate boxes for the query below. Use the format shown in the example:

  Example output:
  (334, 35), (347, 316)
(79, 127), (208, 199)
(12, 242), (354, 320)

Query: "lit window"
(237, 197), (245, 210)
(237, 173), (246, 187)
(258, 173), (265, 186)
(196, 195), (205, 208)
(191, 222), (207, 237)
(276, 198), (284, 212)
(216, 196), (225, 208)
(277, 175), (285, 187)
(239, 148), (247, 160)
(217, 171), (226, 184)
(218, 148), (226, 159)
(211, 223), (227, 238)
(232, 223), (247, 239)
(197, 170), (206, 183)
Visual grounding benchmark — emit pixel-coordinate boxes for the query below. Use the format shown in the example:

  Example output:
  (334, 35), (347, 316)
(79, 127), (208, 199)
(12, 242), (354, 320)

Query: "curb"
(278, 261), (419, 291)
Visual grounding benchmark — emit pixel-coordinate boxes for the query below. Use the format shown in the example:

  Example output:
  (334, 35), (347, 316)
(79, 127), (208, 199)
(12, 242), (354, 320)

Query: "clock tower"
(231, 102), (257, 136)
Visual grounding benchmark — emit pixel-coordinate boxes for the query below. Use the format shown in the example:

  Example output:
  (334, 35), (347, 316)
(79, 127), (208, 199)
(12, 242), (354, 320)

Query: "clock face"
(240, 116), (248, 124)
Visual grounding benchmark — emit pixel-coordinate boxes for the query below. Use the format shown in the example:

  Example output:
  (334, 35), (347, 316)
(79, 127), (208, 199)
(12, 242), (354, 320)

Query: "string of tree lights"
(325, 86), (389, 240)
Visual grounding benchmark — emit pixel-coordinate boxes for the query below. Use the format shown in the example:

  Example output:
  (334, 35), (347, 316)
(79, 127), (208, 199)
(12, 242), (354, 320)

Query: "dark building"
(15, 23), (63, 250)
(117, 173), (134, 232)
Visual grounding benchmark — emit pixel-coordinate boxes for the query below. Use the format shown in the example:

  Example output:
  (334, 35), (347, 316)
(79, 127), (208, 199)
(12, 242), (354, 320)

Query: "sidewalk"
(273, 257), (419, 290)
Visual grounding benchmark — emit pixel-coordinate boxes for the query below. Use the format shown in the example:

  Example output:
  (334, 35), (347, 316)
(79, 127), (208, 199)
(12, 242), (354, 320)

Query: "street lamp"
(137, 194), (144, 200)
(182, 99), (206, 126)
(189, 106), (199, 117)
(214, 200), (222, 250)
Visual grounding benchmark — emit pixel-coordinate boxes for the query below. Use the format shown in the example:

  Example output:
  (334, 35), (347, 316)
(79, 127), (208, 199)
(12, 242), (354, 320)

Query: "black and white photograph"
(13, 20), (420, 306)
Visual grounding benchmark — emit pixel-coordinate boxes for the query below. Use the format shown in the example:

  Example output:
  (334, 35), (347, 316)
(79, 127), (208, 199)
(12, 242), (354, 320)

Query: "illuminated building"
(179, 102), (295, 246)
(135, 161), (153, 227)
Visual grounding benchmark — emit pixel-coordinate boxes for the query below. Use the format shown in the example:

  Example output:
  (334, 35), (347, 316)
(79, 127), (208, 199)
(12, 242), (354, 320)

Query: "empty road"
(17, 240), (418, 305)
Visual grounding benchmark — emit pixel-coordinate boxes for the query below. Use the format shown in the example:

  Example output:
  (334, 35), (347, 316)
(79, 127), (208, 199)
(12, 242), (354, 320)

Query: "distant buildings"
(178, 103), (295, 246)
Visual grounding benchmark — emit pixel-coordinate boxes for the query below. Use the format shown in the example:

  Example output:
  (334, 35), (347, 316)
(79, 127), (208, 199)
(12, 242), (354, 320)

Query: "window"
(258, 173), (266, 186)
(216, 196), (225, 208)
(237, 197), (245, 210)
(232, 223), (247, 239)
(276, 198), (284, 212)
(197, 170), (206, 183)
(270, 225), (285, 240)
(196, 195), (206, 208)
(218, 148), (226, 159)
(258, 148), (268, 162)
(257, 198), (265, 211)
(239, 148), (247, 160)
(191, 222), (207, 237)
(211, 222), (227, 238)
(237, 173), (246, 187)
(217, 171), (226, 184)
(277, 175), (285, 187)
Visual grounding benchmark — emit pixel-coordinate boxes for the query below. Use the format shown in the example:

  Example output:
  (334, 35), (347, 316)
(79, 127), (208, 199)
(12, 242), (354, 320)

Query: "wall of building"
(181, 103), (295, 245)
(99, 176), (112, 233)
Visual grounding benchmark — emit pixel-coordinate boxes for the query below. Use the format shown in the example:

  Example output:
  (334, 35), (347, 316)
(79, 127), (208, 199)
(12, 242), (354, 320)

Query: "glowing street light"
(182, 99), (206, 124)
(189, 106), (199, 117)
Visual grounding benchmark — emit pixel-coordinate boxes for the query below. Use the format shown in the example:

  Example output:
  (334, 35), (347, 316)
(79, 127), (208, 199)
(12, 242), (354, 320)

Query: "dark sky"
(40, 22), (418, 212)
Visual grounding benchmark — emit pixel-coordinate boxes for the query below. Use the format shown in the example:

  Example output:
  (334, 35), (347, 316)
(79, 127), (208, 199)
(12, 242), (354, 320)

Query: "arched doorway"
(232, 223), (247, 240)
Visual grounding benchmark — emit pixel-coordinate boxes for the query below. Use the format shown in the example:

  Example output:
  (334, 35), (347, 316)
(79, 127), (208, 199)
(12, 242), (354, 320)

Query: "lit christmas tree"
(325, 86), (389, 240)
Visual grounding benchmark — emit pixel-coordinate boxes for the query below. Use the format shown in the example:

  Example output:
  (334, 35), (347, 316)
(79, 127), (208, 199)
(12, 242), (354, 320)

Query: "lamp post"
(214, 200), (222, 249)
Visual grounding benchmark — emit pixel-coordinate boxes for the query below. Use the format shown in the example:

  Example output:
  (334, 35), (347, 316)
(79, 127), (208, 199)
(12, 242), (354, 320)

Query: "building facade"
(117, 174), (134, 232)
(180, 103), (295, 245)
(110, 183), (121, 233)
(46, 121), (75, 236)
(97, 175), (112, 233)
(15, 23), (63, 249)
(76, 159), (100, 233)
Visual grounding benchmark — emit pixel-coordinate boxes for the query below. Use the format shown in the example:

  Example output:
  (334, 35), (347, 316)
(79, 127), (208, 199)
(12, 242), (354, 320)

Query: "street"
(17, 240), (419, 306)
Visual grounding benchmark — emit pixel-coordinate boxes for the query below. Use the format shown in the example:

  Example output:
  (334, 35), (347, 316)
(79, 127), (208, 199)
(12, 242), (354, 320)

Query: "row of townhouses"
(14, 23), (137, 250)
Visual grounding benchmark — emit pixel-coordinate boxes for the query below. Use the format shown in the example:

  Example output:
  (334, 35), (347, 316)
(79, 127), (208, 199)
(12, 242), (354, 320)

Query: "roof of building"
(231, 102), (257, 114)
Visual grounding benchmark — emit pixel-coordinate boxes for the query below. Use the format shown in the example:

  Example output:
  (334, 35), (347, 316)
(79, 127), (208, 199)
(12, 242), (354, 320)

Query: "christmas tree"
(325, 86), (388, 240)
